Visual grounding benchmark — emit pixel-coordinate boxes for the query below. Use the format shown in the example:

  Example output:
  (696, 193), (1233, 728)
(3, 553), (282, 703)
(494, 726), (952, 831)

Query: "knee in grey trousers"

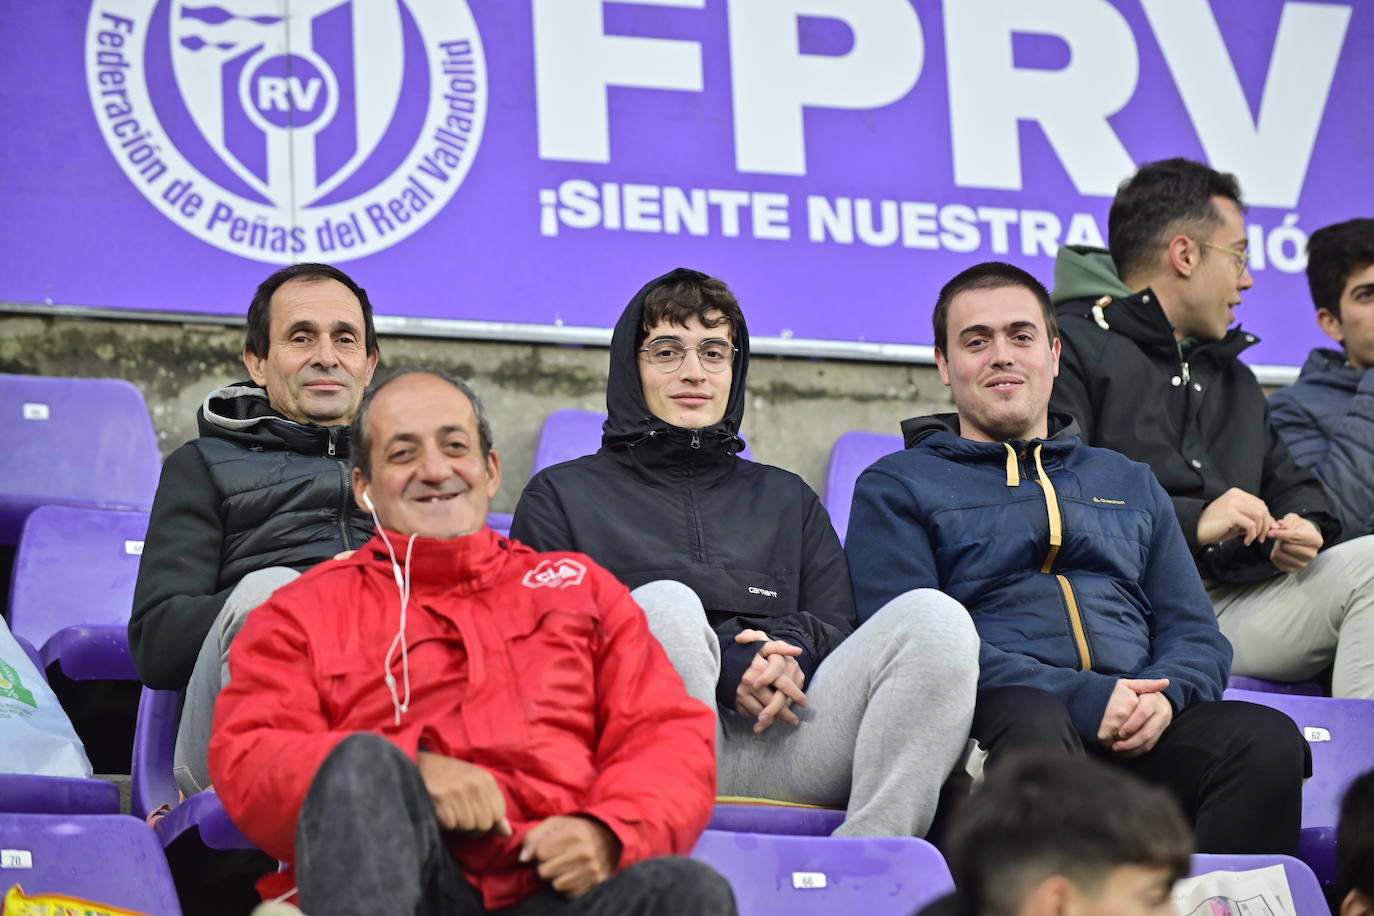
(174, 566), (299, 796)
(631, 581), (980, 837)
(299, 733), (737, 915)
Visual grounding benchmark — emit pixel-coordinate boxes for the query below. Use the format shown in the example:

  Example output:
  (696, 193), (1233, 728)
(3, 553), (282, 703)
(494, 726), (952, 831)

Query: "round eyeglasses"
(639, 337), (737, 373)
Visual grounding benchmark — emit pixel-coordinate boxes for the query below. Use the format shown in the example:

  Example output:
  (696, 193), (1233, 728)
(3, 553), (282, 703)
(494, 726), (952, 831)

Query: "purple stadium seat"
(709, 800), (845, 835)
(131, 686), (254, 852)
(0, 374), (160, 544)
(13, 632), (43, 674)
(1223, 687), (1374, 884)
(692, 829), (953, 916)
(7, 505), (148, 680)
(822, 431), (903, 544)
(1228, 675), (1324, 696)
(532, 408), (752, 474)
(1190, 853), (1327, 916)
(0, 773), (120, 815)
(0, 812), (182, 915)
(488, 512), (513, 538)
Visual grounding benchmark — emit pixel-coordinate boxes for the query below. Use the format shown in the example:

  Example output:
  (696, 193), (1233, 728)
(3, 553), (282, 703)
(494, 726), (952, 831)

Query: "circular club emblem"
(86, 0), (486, 262)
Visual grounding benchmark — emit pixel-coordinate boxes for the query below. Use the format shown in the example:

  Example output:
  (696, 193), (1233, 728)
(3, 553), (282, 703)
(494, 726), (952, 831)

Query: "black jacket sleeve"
(1197, 408), (1341, 584)
(129, 444), (235, 690)
(509, 471), (576, 552)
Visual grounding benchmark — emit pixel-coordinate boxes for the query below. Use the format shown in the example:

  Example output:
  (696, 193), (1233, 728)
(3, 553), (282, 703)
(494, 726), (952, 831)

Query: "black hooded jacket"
(510, 269), (856, 708)
(129, 384), (373, 689)
(1050, 279), (1338, 585)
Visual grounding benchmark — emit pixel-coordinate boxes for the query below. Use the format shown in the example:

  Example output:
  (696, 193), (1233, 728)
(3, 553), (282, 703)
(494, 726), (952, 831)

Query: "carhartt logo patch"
(748, 586), (778, 598)
(522, 558), (587, 590)
(1092, 496), (1126, 505)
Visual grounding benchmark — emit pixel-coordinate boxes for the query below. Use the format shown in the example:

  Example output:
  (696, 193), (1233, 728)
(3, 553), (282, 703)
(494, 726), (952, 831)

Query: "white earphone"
(362, 490), (374, 510)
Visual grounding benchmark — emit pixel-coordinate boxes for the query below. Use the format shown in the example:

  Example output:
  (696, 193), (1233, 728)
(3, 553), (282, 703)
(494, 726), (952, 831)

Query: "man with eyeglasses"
(1048, 158), (1374, 700)
(511, 267), (979, 838)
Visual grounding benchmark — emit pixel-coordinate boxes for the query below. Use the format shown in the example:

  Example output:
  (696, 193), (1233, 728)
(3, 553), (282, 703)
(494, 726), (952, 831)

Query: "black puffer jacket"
(1049, 249), (1338, 584)
(129, 384), (373, 689)
(511, 269), (855, 708)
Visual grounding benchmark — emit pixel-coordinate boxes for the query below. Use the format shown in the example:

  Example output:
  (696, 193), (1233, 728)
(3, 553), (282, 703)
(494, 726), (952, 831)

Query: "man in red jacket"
(209, 370), (732, 916)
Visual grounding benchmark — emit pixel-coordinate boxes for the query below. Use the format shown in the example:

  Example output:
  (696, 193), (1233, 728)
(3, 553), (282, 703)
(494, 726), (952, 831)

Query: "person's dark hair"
(932, 261), (1057, 353)
(1306, 219), (1374, 319)
(1338, 768), (1374, 898)
(244, 263), (380, 360)
(1107, 158), (1245, 282)
(946, 754), (1193, 916)
(640, 272), (746, 346)
(351, 368), (493, 480)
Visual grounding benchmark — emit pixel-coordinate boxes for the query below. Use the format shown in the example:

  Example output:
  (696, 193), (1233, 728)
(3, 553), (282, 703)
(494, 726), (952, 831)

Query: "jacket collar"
(358, 525), (510, 596)
(1296, 347), (1361, 389)
(198, 382), (355, 458)
(1054, 276), (1260, 365)
(900, 411), (1081, 450)
(601, 268), (749, 475)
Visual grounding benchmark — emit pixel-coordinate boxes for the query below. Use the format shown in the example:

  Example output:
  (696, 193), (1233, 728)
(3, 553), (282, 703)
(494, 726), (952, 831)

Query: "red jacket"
(208, 527), (717, 908)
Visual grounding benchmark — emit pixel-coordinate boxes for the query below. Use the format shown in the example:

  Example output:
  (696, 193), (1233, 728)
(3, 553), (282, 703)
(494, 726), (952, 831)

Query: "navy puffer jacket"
(846, 413), (1231, 740)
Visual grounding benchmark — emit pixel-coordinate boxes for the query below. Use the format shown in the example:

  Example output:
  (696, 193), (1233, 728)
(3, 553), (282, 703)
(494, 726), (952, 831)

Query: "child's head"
(947, 754), (1193, 916)
(1339, 769), (1374, 916)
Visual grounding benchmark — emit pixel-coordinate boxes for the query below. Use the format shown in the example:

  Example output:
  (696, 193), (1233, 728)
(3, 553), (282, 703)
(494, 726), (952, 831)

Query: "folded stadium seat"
(822, 432), (903, 545)
(1228, 675), (1324, 696)
(131, 686), (255, 853)
(1222, 687), (1374, 885)
(8, 505), (148, 681)
(709, 796), (845, 835)
(0, 374), (161, 545)
(0, 773), (120, 815)
(692, 829), (953, 916)
(0, 812), (183, 915)
(1189, 853), (1328, 916)
(532, 408), (751, 474)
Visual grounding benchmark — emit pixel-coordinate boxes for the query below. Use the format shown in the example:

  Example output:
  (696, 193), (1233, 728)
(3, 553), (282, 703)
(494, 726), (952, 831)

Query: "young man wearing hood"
(1048, 159), (1374, 700)
(510, 268), (979, 838)
(1269, 218), (1374, 542)
(211, 369), (730, 915)
(130, 263), (379, 797)
(846, 262), (1307, 856)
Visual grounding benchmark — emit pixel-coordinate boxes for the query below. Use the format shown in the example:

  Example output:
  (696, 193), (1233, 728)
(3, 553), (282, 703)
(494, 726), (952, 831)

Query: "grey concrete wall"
(1, 312), (954, 513)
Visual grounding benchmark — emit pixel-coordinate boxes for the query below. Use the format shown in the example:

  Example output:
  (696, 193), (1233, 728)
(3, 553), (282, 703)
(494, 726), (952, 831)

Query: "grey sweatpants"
(1209, 533), (1374, 699)
(630, 580), (980, 838)
(174, 566), (300, 796)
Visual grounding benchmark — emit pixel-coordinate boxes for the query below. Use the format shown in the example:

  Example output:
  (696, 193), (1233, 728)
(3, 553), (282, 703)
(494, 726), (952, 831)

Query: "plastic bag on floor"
(0, 616), (93, 778)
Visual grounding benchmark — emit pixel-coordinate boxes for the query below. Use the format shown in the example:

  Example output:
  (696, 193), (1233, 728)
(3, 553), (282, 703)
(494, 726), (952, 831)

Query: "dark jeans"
(969, 686), (1311, 856)
(296, 734), (737, 916)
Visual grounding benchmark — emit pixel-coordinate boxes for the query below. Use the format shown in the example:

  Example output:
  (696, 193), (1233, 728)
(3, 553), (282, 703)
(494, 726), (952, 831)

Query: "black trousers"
(296, 733), (737, 916)
(969, 686), (1311, 856)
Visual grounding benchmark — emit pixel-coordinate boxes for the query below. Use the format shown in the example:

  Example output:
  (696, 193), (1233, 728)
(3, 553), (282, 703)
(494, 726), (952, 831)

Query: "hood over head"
(602, 267), (749, 455)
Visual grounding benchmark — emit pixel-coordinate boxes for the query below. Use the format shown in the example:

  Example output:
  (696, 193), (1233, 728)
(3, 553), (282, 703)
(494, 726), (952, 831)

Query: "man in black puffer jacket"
(512, 268), (979, 838)
(129, 263), (379, 795)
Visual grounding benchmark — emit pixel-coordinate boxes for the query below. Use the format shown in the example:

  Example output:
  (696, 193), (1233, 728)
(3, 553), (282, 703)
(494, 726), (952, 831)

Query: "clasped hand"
(733, 629), (809, 733)
(1096, 678), (1173, 757)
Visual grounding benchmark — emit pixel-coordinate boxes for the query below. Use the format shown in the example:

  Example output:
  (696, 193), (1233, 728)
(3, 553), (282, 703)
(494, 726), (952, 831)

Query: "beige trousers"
(1209, 534), (1374, 699)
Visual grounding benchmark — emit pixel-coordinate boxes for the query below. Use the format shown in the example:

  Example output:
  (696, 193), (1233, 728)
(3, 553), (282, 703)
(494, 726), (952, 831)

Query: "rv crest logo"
(86, 0), (486, 262)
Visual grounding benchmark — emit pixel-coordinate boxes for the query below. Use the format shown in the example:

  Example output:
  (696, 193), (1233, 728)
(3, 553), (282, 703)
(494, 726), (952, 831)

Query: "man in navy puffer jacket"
(847, 262), (1307, 856)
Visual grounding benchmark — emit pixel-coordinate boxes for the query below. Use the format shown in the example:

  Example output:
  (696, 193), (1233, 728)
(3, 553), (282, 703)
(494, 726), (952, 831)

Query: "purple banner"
(2, 1), (1371, 366)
